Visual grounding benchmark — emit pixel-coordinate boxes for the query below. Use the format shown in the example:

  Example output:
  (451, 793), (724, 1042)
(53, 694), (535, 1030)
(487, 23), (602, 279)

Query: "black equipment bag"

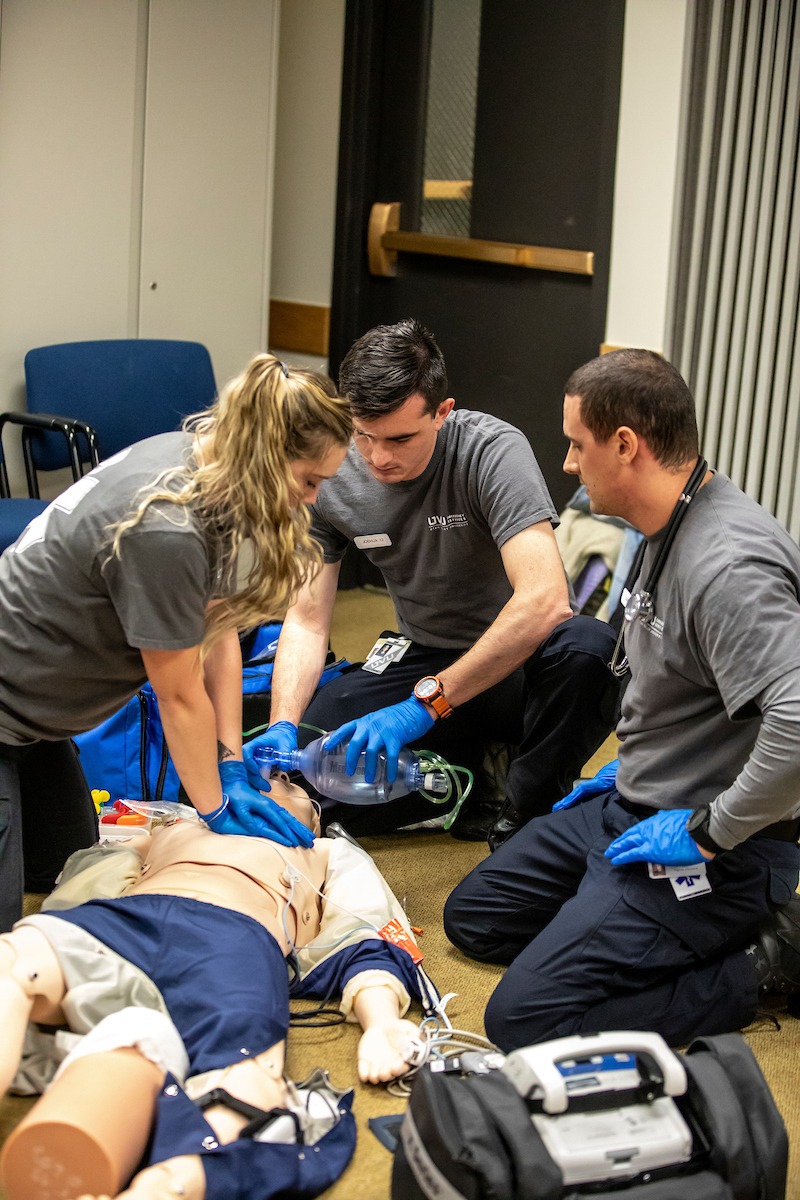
(391, 1032), (787, 1200)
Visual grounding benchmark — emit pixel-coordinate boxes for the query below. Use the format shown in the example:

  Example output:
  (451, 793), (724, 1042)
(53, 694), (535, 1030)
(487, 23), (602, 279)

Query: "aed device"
(502, 1031), (693, 1186)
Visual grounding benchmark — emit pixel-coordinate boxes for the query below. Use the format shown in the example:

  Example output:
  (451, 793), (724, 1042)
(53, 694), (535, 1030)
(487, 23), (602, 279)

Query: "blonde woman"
(0, 355), (351, 931)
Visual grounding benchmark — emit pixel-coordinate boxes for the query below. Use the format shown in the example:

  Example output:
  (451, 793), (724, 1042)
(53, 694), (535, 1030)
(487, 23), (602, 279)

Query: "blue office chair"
(22, 339), (217, 496)
(0, 414), (57, 553)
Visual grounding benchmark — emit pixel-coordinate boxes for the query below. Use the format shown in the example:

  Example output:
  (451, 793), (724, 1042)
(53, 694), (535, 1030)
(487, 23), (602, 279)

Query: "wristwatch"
(413, 675), (453, 720)
(685, 805), (724, 856)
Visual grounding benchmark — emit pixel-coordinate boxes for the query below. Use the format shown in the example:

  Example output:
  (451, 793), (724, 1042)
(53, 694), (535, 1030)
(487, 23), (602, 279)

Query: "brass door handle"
(367, 202), (594, 277)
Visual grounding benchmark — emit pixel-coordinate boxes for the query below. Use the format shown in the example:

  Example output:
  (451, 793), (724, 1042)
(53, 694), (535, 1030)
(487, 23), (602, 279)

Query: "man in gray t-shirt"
(246, 320), (618, 841)
(445, 349), (800, 1050)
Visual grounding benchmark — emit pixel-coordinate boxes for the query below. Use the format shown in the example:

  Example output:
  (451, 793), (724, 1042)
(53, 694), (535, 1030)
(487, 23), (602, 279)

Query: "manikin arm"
(351, 981), (420, 1085)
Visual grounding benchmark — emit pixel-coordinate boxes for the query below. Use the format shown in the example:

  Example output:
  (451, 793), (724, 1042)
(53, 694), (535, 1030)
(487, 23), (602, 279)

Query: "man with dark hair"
(445, 348), (800, 1049)
(248, 319), (618, 842)
(564, 347), (700, 468)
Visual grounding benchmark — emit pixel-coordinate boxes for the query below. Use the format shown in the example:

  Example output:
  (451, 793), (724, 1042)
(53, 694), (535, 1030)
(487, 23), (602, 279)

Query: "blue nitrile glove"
(552, 758), (619, 811)
(605, 808), (706, 868)
(324, 697), (435, 784)
(206, 761), (315, 848)
(242, 721), (298, 789)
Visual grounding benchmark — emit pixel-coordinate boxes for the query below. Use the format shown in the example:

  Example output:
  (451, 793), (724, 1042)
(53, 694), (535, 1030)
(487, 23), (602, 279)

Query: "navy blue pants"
(302, 615), (619, 833)
(444, 791), (800, 1050)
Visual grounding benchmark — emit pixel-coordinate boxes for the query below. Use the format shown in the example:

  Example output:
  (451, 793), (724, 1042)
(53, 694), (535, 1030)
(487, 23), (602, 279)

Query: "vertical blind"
(666, 0), (800, 540)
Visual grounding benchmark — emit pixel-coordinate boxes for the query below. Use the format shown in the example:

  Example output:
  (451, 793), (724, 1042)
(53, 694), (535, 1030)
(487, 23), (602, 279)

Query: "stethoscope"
(608, 455), (709, 678)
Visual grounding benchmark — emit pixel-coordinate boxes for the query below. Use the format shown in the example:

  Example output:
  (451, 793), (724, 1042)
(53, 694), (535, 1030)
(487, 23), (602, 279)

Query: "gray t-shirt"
(311, 409), (558, 649)
(0, 432), (218, 744)
(617, 472), (800, 825)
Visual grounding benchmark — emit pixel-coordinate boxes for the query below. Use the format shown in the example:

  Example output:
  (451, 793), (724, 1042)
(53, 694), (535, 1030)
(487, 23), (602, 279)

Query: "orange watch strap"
(428, 692), (453, 719)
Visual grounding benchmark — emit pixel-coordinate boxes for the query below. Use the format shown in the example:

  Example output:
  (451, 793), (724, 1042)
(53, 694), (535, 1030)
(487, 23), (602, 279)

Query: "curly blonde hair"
(110, 354), (351, 655)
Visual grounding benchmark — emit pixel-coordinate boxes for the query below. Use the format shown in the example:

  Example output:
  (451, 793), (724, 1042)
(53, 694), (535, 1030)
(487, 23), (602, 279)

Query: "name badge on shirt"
(354, 533), (392, 549)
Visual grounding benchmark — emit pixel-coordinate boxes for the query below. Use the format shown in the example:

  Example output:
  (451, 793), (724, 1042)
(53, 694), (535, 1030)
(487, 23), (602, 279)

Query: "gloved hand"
(324, 696), (435, 784)
(605, 808), (707, 868)
(552, 759), (619, 811)
(242, 721), (298, 789)
(204, 761), (315, 848)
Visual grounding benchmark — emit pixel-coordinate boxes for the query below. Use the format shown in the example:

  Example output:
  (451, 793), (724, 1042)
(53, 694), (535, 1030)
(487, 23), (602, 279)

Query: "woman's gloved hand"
(605, 808), (706, 867)
(552, 759), (619, 811)
(242, 721), (298, 788)
(324, 697), (434, 784)
(205, 761), (315, 847)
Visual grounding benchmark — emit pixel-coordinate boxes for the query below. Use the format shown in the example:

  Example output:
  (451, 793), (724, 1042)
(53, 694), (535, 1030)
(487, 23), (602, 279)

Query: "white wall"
(0, 0), (145, 415)
(605, 0), (690, 352)
(269, 0), (346, 306)
(0, 0), (278, 494)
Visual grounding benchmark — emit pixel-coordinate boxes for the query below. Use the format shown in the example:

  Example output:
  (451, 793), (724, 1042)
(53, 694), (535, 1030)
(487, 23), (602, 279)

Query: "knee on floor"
(443, 892), (507, 963)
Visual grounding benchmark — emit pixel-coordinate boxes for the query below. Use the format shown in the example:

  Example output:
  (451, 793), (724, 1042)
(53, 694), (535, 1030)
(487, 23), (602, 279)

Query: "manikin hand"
(325, 697), (434, 784)
(357, 1018), (421, 1084)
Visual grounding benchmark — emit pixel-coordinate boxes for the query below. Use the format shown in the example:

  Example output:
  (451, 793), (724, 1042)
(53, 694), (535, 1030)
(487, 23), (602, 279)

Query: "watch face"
(416, 677), (439, 699)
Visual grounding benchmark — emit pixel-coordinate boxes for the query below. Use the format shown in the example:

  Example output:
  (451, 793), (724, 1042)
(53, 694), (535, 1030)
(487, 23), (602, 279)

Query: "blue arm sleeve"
(291, 938), (422, 1006)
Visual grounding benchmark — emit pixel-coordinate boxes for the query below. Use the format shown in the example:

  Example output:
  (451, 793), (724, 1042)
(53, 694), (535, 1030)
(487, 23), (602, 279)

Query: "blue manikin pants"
(444, 790), (800, 1050)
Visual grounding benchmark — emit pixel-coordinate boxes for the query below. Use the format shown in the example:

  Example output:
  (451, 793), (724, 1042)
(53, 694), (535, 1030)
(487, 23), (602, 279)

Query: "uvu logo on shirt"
(427, 513), (468, 531)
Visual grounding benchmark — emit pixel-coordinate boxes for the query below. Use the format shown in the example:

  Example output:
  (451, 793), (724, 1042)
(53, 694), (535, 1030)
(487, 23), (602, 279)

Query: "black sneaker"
(487, 802), (527, 851)
(748, 894), (800, 995)
(450, 797), (504, 841)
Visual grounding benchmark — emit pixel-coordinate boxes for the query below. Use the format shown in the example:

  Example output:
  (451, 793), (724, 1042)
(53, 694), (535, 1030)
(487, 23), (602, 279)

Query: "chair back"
(23, 339), (217, 473)
(0, 429), (49, 554)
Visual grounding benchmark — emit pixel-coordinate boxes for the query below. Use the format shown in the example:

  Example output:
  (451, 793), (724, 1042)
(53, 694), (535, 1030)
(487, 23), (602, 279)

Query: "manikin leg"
(0, 929), (163, 1200)
(0, 927), (66, 1095)
(1, 1038), (289, 1200)
(1, 1049), (164, 1200)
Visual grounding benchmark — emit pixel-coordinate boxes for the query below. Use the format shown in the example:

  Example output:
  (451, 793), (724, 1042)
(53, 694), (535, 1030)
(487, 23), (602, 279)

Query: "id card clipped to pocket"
(362, 631), (411, 674)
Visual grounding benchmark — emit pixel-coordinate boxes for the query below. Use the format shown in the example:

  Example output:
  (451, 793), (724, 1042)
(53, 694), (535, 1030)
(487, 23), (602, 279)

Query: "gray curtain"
(666, 0), (800, 539)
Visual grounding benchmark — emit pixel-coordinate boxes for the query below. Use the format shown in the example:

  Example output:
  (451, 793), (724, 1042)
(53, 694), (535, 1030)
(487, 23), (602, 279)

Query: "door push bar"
(367, 202), (594, 278)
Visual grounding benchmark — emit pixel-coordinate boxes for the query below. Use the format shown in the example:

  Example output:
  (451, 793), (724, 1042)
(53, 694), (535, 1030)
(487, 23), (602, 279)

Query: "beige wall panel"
(605, 0), (689, 352)
(138, 0), (278, 389)
(270, 0), (345, 308)
(0, 0), (144, 434)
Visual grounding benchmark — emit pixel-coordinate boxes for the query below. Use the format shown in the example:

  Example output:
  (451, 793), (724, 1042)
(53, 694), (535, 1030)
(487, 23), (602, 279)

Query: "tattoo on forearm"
(217, 741), (235, 762)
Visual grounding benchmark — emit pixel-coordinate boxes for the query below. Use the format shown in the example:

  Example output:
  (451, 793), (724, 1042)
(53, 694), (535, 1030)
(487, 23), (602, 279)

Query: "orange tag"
(378, 918), (423, 965)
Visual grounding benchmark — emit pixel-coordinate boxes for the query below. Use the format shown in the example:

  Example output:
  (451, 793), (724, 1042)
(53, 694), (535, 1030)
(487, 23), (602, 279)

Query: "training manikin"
(0, 774), (425, 1200)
